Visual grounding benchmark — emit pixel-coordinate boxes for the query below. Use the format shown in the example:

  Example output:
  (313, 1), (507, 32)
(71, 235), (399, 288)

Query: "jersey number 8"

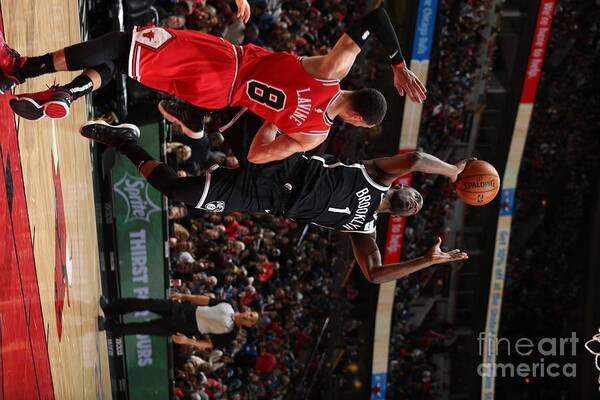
(247, 80), (286, 111)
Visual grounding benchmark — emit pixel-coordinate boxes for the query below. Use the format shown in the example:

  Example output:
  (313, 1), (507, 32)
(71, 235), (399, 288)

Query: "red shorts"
(128, 27), (240, 109)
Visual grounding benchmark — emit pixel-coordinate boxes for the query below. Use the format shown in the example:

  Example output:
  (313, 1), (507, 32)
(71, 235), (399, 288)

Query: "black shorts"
(195, 154), (307, 214)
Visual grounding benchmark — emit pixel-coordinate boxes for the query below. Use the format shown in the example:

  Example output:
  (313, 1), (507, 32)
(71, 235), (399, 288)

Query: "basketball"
(454, 160), (500, 206)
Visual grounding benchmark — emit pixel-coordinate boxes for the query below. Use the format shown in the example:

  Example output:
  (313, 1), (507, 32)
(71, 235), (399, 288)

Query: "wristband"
(392, 60), (406, 69)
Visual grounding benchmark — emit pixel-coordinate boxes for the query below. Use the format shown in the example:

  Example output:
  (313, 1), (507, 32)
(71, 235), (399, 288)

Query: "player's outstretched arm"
(345, 7), (426, 102)
(349, 234), (468, 284)
(171, 334), (214, 350)
(368, 152), (473, 186)
(247, 121), (325, 164)
(170, 293), (211, 306)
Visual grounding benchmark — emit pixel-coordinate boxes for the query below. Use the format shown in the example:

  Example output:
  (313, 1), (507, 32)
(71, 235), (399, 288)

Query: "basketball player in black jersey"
(80, 121), (469, 284)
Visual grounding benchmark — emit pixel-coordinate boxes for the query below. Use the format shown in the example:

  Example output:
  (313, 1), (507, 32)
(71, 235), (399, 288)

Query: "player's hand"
(170, 292), (185, 302)
(234, 0), (251, 23)
(426, 237), (468, 265)
(171, 334), (189, 345)
(450, 157), (477, 183)
(392, 63), (427, 103)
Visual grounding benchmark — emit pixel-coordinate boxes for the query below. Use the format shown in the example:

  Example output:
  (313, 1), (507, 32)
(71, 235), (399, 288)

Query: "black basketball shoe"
(80, 120), (140, 148)
(158, 98), (207, 139)
(10, 86), (72, 120)
(0, 43), (25, 94)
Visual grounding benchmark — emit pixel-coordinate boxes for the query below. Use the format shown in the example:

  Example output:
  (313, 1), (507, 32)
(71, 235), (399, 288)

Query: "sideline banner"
(481, 1), (556, 398)
(372, 1), (439, 398)
(112, 124), (169, 400)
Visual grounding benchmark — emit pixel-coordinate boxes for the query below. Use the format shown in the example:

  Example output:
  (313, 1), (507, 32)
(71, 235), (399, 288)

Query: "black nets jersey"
(196, 154), (390, 234)
(286, 155), (390, 234)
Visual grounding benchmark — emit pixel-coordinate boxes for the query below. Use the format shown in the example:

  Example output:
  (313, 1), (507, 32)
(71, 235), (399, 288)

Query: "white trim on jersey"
(338, 227), (377, 234)
(314, 78), (340, 83)
(218, 107), (248, 133)
(309, 156), (390, 192)
(316, 222), (377, 234)
(359, 168), (390, 192)
(128, 30), (137, 79)
(228, 43), (240, 104)
(196, 164), (220, 209)
(323, 91), (341, 126)
(135, 48), (141, 80)
(299, 131), (329, 135)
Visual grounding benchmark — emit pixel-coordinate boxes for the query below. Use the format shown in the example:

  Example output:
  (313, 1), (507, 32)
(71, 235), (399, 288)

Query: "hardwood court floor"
(0, 1), (111, 399)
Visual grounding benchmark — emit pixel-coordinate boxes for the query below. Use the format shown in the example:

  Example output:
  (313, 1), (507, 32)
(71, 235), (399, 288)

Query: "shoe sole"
(158, 100), (204, 139)
(79, 120), (141, 140)
(9, 97), (45, 121)
(10, 96), (71, 120)
(45, 100), (70, 119)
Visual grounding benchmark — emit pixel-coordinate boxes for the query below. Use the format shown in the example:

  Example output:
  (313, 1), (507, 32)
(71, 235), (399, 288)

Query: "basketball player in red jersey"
(0, 5), (425, 163)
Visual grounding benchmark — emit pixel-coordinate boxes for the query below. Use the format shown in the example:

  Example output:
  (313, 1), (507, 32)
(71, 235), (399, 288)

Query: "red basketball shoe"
(9, 86), (72, 121)
(0, 43), (25, 94)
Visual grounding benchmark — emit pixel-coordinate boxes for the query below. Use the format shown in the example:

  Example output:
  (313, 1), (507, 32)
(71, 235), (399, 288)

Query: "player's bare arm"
(247, 121), (325, 164)
(301, 34), (361, 80)
(349, 234), (468, 284)
(170, 293), (211, 306)
(365, 151), (472, 186)
(301, 7), (427, 102)
(171, 334), (213, 350)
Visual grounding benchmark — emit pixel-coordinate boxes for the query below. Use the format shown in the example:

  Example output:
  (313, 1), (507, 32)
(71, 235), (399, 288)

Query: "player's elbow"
(362, 263), (383, 284)
(364, 272), (377, 284)
(247, 152), (263, 164)
(247, 149), (274, 164)
(408, 151), (425, 170)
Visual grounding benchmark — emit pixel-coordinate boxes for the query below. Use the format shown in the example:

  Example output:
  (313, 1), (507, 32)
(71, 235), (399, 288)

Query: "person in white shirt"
(99, 294), (258, 350)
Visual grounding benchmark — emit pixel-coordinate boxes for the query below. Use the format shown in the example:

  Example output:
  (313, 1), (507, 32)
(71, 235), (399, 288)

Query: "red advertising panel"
(520, 0), (557, 104)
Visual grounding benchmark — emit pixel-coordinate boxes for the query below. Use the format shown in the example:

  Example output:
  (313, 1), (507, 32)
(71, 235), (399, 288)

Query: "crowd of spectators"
(417, 0), (492, 154)
(154, 0), (367, 55)
(168, 205), (340, 399)
(498, 1), (600, 398)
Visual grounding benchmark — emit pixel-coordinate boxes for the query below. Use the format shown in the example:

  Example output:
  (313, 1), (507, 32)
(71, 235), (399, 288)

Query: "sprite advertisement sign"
(112, 123), (169, 399)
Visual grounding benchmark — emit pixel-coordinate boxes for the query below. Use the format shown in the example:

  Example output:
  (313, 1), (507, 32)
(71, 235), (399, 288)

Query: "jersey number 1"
(247, 81), (286, 111)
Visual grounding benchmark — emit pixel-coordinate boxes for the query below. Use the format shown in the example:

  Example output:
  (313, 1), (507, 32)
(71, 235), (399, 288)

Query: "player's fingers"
(407, 85), (420, 103)
(412, 81), (426, 102)
(403, 85), (414, 101)
(417, 78), (427, 93)
(411, 82), (424, 102)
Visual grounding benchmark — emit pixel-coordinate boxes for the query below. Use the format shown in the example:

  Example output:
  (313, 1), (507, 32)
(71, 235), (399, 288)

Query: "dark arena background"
(0, 0), (599, 399)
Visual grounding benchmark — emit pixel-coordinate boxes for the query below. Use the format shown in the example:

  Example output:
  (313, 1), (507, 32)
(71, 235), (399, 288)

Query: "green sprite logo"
(113, 172), (161, 223)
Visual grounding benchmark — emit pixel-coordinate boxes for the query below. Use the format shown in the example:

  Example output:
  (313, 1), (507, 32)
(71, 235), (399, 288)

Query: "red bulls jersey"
(231, 44), (341, 135)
